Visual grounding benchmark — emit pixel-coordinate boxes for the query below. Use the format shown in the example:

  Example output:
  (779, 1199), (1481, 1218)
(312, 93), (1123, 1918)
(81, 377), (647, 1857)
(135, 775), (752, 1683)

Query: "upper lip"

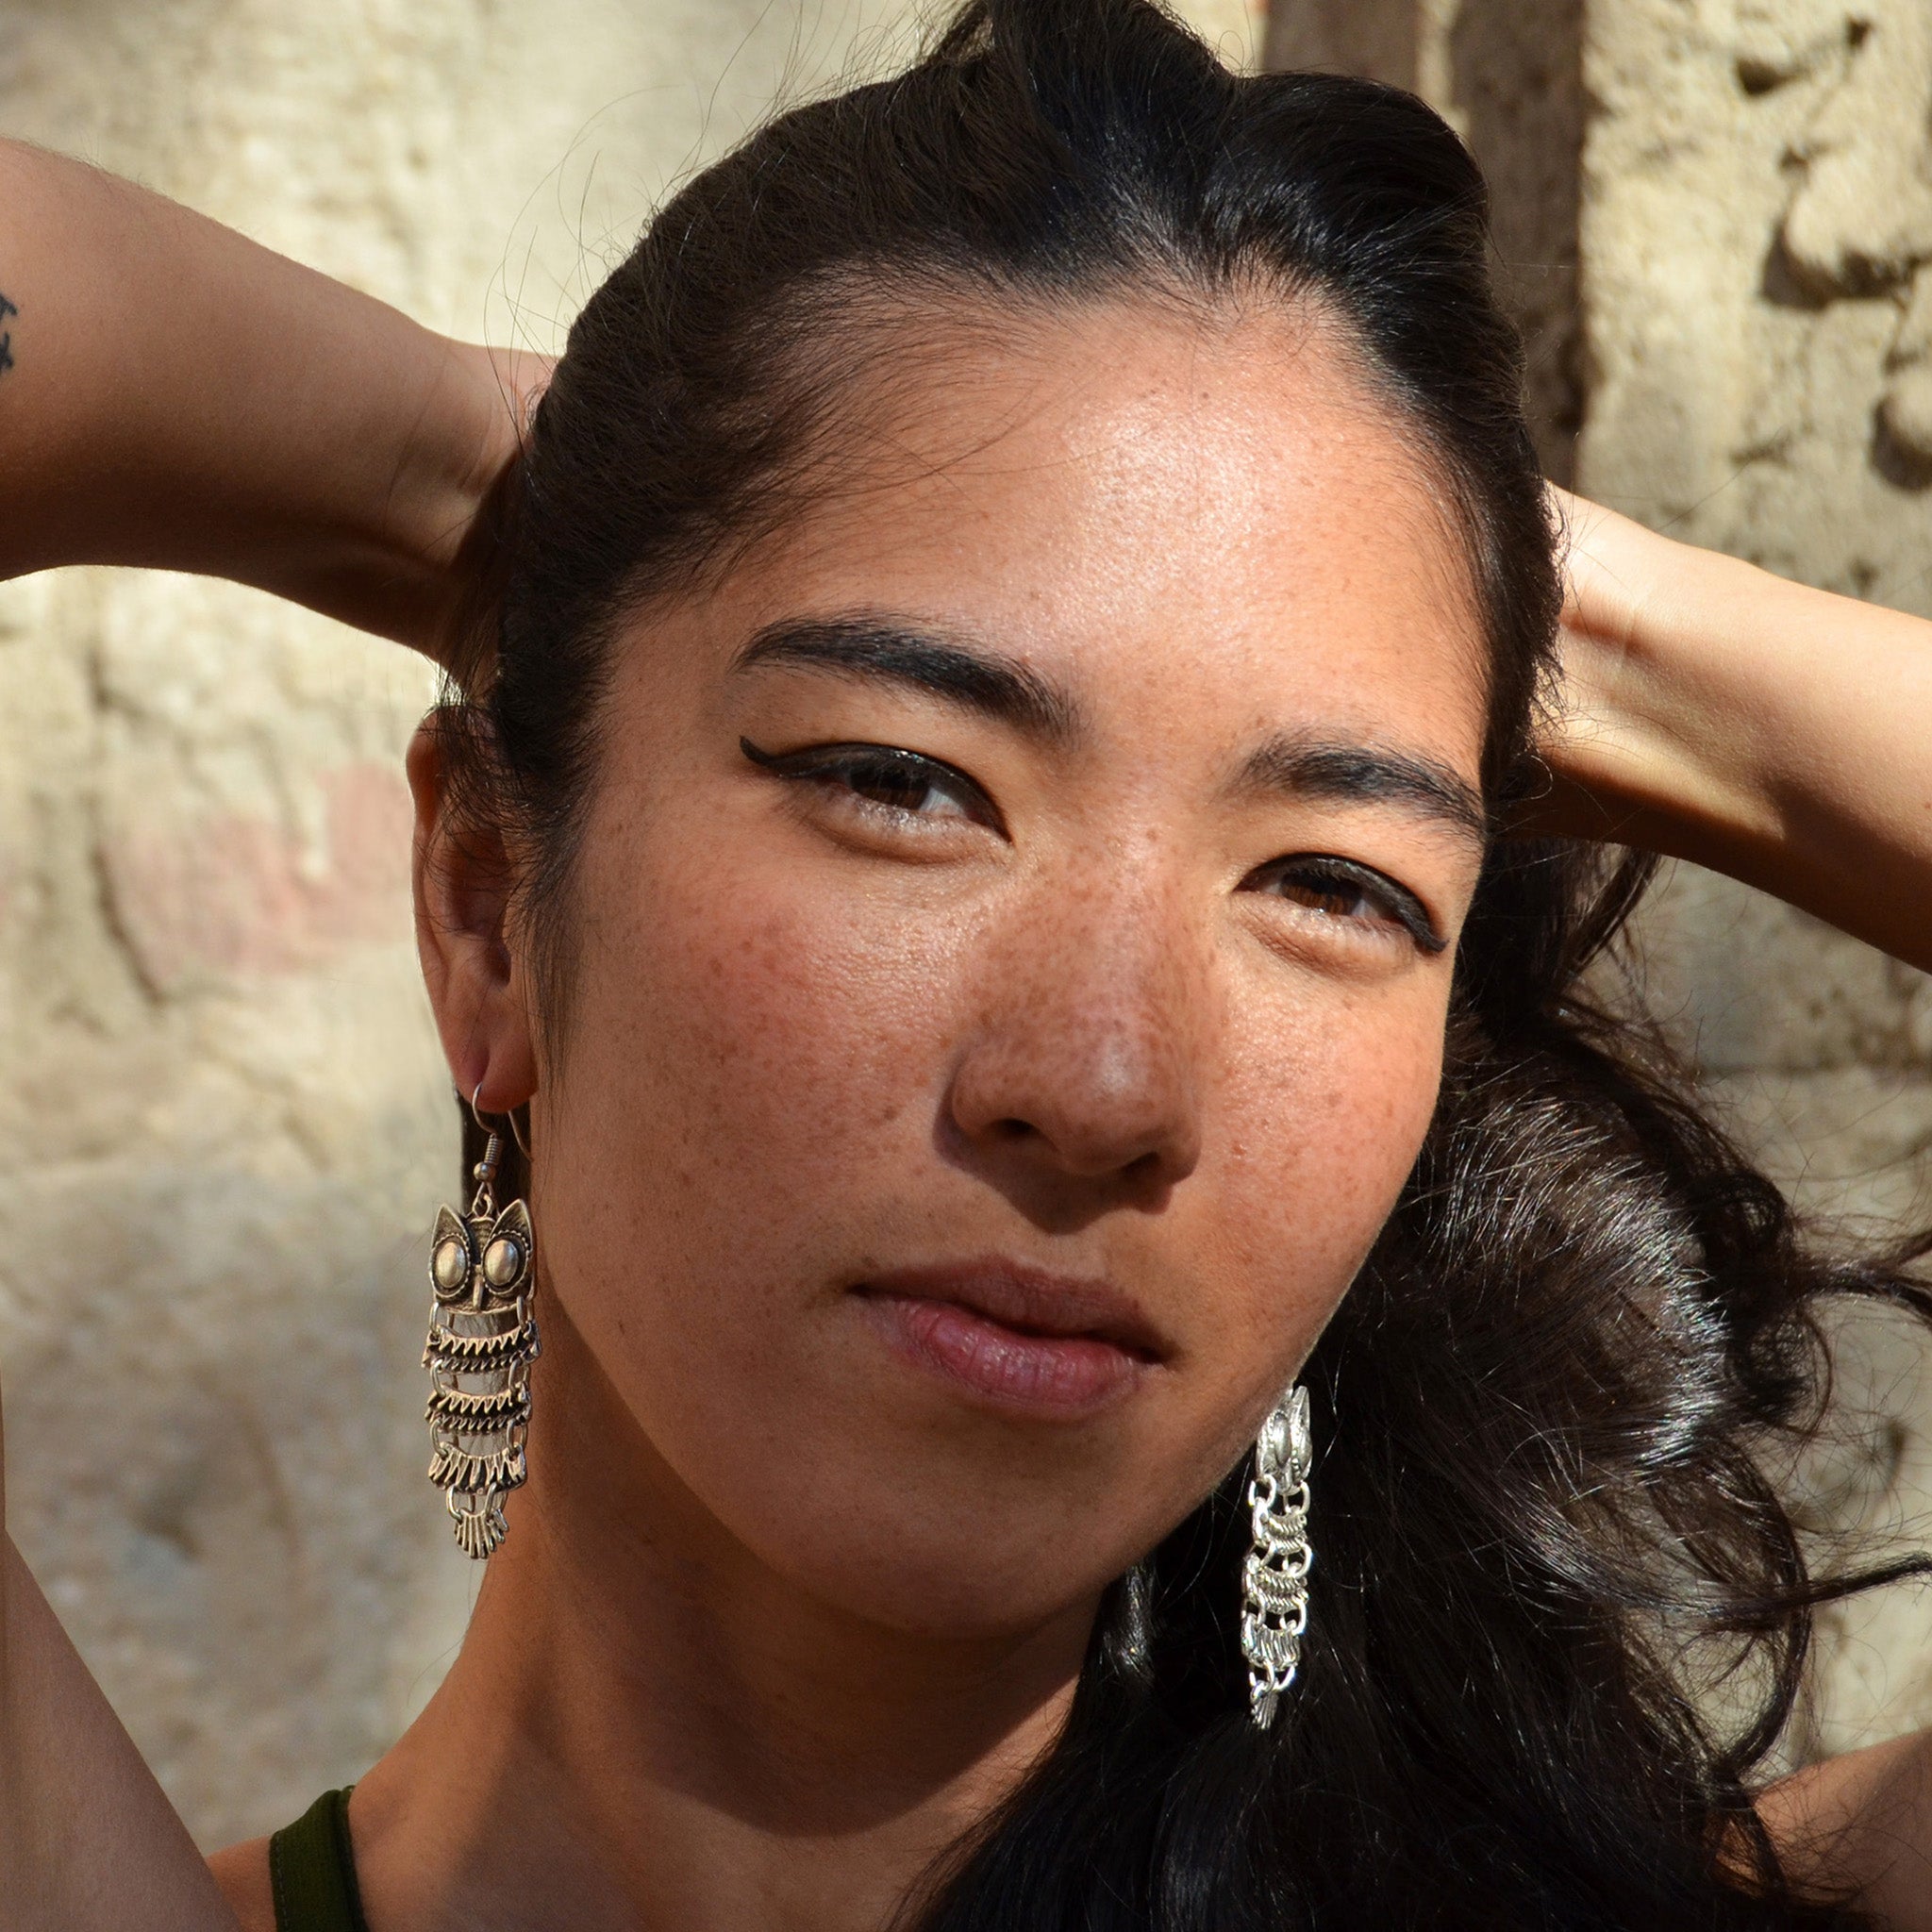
(856, 1258), (1171, 1363)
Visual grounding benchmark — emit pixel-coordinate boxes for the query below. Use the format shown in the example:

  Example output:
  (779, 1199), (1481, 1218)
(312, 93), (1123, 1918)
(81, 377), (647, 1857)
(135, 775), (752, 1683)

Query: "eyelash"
(741, 738), (1445, 953)
(740, 738), (1005, 833)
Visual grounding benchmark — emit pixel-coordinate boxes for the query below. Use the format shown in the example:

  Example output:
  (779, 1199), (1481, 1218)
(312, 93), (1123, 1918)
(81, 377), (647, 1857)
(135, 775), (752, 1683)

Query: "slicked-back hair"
(441, 5), (1928, 1924)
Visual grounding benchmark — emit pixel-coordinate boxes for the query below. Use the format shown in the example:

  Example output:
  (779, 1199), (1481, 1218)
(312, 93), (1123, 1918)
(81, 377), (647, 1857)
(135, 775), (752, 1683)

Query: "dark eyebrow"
(1234, 733), (1489, 846)
(732, 615), (1080, 745)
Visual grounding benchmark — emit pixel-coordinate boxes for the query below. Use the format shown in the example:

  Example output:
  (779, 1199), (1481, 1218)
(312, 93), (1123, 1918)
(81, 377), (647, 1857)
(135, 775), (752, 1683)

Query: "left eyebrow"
(1232, 733), (1489, 847)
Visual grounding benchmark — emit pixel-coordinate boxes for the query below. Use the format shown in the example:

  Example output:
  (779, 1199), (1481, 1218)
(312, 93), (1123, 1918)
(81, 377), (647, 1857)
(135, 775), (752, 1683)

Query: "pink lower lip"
(859, 1291), (1147, 1416)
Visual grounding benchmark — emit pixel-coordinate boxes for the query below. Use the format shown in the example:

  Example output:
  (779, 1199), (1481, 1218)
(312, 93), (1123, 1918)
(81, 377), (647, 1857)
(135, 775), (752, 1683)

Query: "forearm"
(0, 139), (516, 650)
(1, 1536), (239, 1928)
(1535, 498), (1932, 972)
(2, 1385), (230, 1925)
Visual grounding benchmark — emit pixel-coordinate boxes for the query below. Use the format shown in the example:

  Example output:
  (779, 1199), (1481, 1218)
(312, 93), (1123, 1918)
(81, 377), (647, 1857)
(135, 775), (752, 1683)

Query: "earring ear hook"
(459, 1083), (534, 1163)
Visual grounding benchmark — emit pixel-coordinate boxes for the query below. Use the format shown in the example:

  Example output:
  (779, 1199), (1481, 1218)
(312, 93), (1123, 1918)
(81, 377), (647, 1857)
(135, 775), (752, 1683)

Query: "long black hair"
(441, 3), (1932, 1924)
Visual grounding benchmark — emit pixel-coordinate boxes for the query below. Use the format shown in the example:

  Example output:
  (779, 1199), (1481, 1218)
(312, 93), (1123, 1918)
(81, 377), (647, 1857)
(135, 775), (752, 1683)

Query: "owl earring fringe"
(1241, 1383), (1313, 1728)
(424, 1090), (540, 1559)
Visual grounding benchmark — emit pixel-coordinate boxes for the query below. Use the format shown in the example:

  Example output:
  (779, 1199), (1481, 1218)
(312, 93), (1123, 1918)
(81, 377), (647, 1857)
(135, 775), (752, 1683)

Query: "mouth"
(852, 1259), (1168, 1419)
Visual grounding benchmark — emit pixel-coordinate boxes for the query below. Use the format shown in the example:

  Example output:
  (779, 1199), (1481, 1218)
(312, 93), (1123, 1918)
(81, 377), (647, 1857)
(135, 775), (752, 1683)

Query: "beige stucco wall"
(3, 0), (1924, 1853)
(0, 0), (1263, 1853)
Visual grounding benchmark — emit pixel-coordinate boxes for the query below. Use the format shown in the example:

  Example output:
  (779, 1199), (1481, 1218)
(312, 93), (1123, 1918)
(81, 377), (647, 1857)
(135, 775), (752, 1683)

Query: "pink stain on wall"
(105, 761), (415, 988)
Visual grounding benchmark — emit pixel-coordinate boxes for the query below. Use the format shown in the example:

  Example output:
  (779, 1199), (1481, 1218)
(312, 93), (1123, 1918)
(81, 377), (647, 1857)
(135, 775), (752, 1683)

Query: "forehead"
(685, 296), (1490, 775)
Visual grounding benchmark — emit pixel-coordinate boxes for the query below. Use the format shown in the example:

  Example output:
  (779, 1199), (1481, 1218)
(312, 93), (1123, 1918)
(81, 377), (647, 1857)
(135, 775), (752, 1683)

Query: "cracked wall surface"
(0, 0), (1262, 1852)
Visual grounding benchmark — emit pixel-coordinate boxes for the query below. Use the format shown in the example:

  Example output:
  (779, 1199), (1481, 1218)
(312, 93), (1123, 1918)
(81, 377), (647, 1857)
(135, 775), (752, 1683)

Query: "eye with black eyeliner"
(1241, 853), (1446, 955)
(740, 737), (1007, 835)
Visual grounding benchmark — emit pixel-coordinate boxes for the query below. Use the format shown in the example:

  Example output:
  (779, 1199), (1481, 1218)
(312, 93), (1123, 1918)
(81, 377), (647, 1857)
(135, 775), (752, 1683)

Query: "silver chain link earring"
(1241, 1383), (1313, 1727)
(423, 1089), (541, 1558)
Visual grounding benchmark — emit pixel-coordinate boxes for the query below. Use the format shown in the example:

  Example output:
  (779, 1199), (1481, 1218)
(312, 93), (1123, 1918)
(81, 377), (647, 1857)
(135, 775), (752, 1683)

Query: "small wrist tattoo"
(0, 293), (17, 378)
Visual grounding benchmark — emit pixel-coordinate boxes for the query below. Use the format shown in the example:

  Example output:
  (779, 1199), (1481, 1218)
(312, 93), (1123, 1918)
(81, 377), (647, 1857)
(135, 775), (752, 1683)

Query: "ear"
(408, 718), (540, 1114)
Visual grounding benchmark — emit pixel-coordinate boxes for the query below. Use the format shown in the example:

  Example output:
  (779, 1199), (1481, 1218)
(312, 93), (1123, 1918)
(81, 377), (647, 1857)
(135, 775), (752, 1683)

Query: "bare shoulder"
(208, 1836), (276, 1932)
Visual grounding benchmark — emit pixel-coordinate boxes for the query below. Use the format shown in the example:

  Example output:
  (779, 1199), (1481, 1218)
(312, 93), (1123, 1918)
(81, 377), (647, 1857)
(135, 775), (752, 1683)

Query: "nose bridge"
(1059, 858), (1201, 1076)
(953, 841), (1208, 1181)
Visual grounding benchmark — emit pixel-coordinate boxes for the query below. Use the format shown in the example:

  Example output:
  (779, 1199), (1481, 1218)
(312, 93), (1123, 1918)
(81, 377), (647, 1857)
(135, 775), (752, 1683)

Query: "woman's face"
(430, 300), (1491, 1639)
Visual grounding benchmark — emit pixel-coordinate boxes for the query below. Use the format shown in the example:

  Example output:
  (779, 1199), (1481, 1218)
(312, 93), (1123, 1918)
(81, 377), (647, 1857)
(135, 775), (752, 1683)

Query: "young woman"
(5, 3), (1931, 1926)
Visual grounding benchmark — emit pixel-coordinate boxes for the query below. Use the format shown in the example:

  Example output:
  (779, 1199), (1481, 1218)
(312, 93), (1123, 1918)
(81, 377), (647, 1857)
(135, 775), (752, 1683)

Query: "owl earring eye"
(480, 1199), (534, 1301)
(429, 1204), (475, 1304)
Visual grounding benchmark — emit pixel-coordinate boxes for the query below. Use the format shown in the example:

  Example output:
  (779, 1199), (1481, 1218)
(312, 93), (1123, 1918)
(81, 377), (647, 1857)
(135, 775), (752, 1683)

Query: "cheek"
(1230, 989), (1441, 1255)
(1182, 976), (1445, 1423)
(539, 815), (970, 1305)
(647, 878), (957, 1190)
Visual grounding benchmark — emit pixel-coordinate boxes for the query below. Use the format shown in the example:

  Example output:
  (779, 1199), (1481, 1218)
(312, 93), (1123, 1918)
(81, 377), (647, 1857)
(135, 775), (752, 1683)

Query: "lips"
(854, 1259), (1166, 1418)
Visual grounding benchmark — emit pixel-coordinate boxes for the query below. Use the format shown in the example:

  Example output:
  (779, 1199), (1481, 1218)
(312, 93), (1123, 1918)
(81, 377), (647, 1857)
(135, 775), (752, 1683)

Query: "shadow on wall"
(1265, 0), (1585, 483)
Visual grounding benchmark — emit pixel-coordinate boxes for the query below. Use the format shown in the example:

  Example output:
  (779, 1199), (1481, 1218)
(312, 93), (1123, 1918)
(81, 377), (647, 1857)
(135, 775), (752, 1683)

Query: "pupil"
(1285, 874), (1360, 918)
(857, 764), (926, 809)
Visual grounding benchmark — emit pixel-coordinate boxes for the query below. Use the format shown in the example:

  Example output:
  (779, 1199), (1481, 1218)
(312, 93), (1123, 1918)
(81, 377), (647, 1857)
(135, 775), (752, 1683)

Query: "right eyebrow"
(731, 614), (1083, 746)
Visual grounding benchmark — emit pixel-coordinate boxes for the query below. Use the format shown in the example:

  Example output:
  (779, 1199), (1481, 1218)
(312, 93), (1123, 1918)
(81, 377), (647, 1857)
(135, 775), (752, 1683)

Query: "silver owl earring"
(423, 1088), (541, 1558)
(1240, 1383), (1314, 1728)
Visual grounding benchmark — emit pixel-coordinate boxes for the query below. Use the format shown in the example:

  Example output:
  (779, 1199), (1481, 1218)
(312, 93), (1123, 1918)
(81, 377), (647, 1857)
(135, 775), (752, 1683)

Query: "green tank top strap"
(268, 1788), (370, 1932)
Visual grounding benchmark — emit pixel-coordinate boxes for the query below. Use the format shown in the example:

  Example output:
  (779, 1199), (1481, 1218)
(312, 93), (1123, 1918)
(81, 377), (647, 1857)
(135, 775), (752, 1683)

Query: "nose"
(945, 868), (1207, 1195)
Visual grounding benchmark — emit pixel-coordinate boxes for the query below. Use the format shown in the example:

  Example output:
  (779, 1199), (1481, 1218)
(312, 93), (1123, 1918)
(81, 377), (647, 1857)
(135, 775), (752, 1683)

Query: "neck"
(353, 1296), (1092, 1932)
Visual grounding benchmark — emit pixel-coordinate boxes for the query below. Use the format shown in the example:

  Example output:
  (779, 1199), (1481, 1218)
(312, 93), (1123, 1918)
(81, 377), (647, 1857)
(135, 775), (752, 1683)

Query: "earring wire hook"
(461, 1083), (533, 1162)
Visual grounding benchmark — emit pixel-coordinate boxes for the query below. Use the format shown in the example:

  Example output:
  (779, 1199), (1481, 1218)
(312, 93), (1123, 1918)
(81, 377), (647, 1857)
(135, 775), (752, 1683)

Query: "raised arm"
(1531, 491), (1932, 975)
(0, 142), (536, 1926)
(0, 137), (538, 651)
(1534, 495), (1932, 1924)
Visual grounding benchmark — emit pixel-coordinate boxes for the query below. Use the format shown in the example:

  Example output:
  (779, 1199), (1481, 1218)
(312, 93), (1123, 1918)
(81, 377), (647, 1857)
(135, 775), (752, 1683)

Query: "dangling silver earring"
(1241, 1383), (1313, 1728)
(423, 1088), (541, 1558)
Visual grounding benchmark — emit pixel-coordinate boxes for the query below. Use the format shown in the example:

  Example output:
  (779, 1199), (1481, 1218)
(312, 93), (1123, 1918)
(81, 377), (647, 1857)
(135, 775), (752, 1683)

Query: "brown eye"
(841, 752), (972, 817)
(1275, 869), (1374, 922)
(1243, 855), (1445, 955)
(741, 738), (1005, 834)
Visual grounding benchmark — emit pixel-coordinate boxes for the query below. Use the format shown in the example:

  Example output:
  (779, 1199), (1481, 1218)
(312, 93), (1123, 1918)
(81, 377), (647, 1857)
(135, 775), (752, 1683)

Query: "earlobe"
(407, 718), (539, 1111)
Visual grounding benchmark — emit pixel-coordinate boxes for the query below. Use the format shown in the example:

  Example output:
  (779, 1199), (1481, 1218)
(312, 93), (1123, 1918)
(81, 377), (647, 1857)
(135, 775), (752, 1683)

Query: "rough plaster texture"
(1580, 0), (1932, 1757)
(0, 0), (1262, 1854)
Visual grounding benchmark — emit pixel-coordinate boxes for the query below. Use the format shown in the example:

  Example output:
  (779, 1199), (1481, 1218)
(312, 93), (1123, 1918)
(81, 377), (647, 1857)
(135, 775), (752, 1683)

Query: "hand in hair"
(1525, 488), (1932, 973)
(1524, 490), (1932, 1923)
